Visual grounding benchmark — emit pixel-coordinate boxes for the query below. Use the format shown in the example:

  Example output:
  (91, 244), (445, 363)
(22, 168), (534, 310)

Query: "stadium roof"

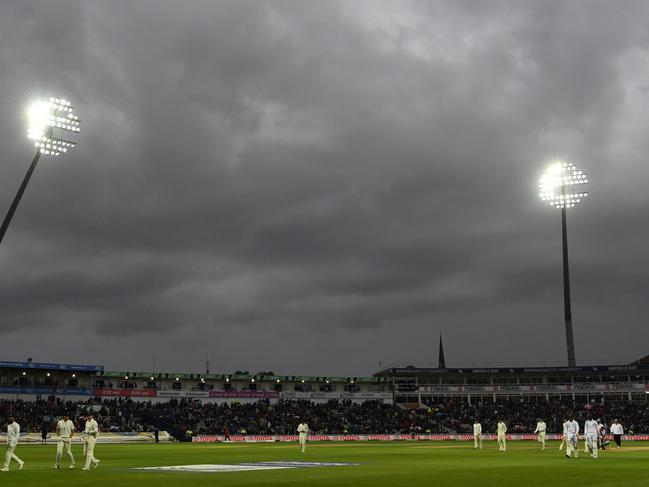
(99, 370), (387, 382)
(0, 360), (103, 372)
(374, 355), (649, 376)
(631, 354), (649, 367)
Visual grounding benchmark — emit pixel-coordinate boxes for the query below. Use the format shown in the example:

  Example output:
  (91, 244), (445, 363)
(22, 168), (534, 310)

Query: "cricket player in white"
(54, 414), (76, 469)
(297, 421), (309, 453)
(82, 414), (100, 470)
(565, 417), (579, 459)
(559, 418), (568, 451)
(584, 417), (599, 459)
(496, 420), (507, 452)
(1, 417), (24, 471)
(473, 420), (483, 449)
(534, 418), (546, 450)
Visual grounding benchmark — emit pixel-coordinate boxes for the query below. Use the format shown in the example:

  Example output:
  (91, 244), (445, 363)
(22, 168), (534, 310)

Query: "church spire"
(438, 333), (446, 369)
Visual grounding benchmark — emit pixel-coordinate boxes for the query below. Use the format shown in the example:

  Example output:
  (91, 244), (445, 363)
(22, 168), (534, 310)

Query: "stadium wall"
(0, 387), (393, 404)
(192, 434), (649, 443)
(0, 432), (172, 444)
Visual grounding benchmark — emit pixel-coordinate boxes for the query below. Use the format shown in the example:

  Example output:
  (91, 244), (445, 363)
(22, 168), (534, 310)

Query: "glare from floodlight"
(539, 161), (588, 209)
(27, 97), (81, 156)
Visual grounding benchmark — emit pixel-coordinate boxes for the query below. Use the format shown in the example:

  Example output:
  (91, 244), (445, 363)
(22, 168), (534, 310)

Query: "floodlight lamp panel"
(539, 161), (588, 209)
(27, 97), (81, 155)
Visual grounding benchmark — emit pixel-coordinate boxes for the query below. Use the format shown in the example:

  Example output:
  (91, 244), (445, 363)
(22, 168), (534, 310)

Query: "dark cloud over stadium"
(0, 0), (648, 375)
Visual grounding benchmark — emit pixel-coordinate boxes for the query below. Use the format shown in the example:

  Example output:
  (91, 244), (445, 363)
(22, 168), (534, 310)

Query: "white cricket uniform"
(55, 419), (76, 467)
(496, 422), (507, 451)
(597, 422), (605, 448)
(3, 421), (24, 470)
(83, 419), (100, 469)
(473, 422), (482, 449)
(534, 421), (546, 449)
(297, 423), (309, 453)
(565, 420), (579, 458)
(559, 421), (568, 451)
(584, 420), (599, 458)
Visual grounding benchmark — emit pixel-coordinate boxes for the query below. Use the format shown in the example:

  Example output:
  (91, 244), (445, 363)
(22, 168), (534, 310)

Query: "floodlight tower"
(539, 161), (588, 367)
(0, 98), (81, 244)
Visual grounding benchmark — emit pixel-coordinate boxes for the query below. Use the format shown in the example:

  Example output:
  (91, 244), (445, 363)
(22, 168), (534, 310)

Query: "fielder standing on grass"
(496, 419), (507, 452)
(82, 414), (100, 470)
(534, 418), (546, 450)
(54, 414), (76, 469)
(473, 420), (482, 449)
(297, 420), (309, 453)
(1, 416), (24, 472)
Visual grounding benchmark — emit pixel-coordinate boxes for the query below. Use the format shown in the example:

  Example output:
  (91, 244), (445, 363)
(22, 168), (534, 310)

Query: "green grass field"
(2, 441), (648, 486)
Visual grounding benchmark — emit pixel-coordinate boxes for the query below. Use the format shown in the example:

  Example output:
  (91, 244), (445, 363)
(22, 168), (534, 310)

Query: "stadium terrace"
(0, 360), (390, 404)
(377, 354), (649, 407)
(1, 355), (648, 406)
(1, 357), (649, 444)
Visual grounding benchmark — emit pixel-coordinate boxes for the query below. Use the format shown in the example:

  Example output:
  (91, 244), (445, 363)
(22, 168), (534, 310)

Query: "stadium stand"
(0, 357), (648, 437)
(1, 397), (648, 436)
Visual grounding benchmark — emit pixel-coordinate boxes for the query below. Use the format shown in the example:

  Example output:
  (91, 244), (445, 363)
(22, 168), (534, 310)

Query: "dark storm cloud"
(0, 0), (648, 374)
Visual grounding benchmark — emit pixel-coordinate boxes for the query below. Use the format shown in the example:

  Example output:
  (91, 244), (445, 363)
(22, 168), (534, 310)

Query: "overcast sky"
(0, 0), (648, 376)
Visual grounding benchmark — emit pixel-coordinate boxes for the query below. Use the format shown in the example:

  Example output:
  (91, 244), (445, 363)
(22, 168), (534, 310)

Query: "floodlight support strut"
(0, 150), (41, 244)
(561, 207), (576, 367)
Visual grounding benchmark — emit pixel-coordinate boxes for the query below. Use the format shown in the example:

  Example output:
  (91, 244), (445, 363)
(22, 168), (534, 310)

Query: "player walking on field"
(565, 416), (579, 459)
(584, 416), (599, 459)
(559, 418), (568, 451)
(534, 418), (546, 450)
(1, 417), (24, 472)
(473, 420), (482, 449)
(496, 419), (507, 452)
(82, 414), (100, 470)
(54, 414), (76, 469)
(297, 420), (309, 453)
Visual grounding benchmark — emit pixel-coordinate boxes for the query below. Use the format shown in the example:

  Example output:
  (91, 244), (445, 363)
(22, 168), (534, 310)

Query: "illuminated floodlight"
(538, 159), (590, 368)
(539, 161), (588, 209)
(0, 95), (82, 244)
(27, 97), (81, 156)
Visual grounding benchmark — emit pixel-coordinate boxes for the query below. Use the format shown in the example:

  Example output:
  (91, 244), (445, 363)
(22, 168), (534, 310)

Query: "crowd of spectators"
(1, 397), (648, 436)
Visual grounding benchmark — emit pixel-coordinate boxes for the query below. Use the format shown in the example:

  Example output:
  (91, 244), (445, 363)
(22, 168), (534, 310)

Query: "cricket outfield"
(1, 441), (647, 486)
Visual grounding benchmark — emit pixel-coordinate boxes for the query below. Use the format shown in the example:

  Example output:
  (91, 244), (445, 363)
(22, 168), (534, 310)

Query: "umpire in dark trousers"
(610, 420), (624, 448)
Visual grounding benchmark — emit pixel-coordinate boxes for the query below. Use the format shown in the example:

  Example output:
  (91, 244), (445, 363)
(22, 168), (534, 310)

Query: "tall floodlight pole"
(0, 98), (81, 244)
(539, 161), (588, 367)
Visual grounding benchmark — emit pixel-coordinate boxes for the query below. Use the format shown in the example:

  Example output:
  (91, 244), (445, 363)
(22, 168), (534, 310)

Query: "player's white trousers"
(587, 434), (598, 458)
(56, 439), (75, 466)
(3, 443), (22, 468)
(299, 433), (307, 452)
(537, 432), (546, 449)
(566, 435), (578, 457)
(497, 434), (506, 451)
(84, 436), (100, 468)
(473, 434), (482, 449)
